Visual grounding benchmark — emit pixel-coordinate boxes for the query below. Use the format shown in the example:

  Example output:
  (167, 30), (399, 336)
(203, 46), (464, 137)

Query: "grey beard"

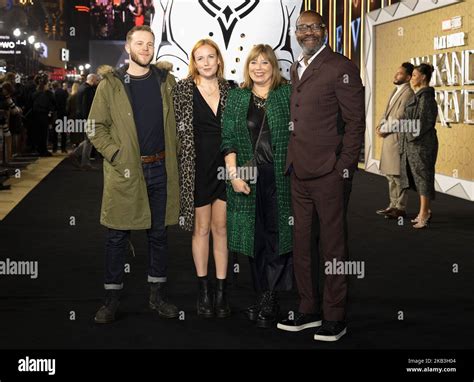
(301, 42), (324, 57)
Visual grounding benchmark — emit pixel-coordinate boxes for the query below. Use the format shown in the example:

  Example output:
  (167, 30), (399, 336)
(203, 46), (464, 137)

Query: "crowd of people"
(91, 0), (155, 40)
(0, 64), (117, 186)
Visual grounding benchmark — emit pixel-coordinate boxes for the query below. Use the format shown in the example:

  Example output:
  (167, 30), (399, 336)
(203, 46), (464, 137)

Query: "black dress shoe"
(277, 312), (322, 332)
(314, 320), (347, 342)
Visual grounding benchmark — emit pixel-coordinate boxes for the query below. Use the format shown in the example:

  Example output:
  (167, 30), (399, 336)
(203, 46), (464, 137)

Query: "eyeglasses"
(295, 23), (326, 33)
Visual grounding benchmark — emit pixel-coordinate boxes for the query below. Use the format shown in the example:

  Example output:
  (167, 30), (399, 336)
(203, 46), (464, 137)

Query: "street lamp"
(79, 65), (84, 71)
(12, 29), (22, 71)
(27, 35), (35, 44)
(85, 64), (91, 70)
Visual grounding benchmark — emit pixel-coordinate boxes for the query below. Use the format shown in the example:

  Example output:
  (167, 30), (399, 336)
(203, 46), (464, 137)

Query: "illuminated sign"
(0, 36), (22, 55)
(75, 5), (90, 13)
(61, 48), (69, 62)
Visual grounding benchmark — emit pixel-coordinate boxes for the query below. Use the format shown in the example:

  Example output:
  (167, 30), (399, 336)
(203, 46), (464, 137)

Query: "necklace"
(252, 93), (266, 109)
(197, 82), (218, 97)
(252, 88), (269, 99)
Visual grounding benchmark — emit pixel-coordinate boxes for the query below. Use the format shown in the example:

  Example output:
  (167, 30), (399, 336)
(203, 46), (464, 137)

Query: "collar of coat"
(291, 45), (333, 84)
(111, 64), (168, 83)
(414, 86), (435, 98)
(176, 76), (234, 92)
(100, 62), (173, 107)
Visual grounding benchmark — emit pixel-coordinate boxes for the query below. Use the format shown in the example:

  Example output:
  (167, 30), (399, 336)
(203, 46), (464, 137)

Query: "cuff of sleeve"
(103, 144), (120, 163)
(111, 149), (120, 163)
(222, 148), (237, 157)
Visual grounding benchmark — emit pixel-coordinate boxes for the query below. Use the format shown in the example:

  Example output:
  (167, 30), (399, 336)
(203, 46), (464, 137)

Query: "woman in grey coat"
(400, 63), (438, 229)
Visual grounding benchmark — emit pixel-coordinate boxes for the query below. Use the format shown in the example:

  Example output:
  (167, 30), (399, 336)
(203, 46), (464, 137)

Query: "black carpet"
(1, 159), (473, 353)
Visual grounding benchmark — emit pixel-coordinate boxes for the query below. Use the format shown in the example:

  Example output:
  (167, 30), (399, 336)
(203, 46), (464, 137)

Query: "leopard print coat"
(173, 77), (233, 231)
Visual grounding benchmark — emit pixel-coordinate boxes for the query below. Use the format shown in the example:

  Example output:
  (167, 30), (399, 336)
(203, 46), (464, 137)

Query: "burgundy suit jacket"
(286, 46), (365, 180)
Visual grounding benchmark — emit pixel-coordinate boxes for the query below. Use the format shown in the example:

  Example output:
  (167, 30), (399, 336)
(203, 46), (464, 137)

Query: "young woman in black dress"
(173, 39), (234, 318)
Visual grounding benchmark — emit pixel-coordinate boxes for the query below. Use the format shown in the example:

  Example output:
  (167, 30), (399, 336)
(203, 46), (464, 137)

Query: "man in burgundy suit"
(277, 10), (365, 341)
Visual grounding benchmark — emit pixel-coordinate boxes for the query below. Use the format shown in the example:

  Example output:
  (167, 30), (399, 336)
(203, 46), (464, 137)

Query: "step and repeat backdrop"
(364, 0), (473, 201)
(89, 0), (305, 82)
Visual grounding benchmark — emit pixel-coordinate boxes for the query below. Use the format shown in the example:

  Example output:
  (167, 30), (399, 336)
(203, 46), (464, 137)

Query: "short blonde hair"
(188, 39), (224, 84)
(242, 44), (285, 91)
(126, 25), (154, 44)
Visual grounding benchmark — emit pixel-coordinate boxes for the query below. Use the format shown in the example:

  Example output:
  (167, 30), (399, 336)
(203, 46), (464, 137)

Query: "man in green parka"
(86, 25), (180, 324)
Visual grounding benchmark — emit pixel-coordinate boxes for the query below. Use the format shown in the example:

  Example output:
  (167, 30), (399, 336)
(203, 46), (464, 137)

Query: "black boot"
(149, 282), (179, 318)
(245, 292), (265, 322)
(197, 276), (214, 318)
(94, 289), (121, 324)
(256, 291), (279, 328)
(214, 278), (231, 318)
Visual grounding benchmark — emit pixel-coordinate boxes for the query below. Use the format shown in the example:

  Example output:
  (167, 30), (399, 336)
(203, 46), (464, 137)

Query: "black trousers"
(34, 113), (50, 154)
(249, 163), (292, 292)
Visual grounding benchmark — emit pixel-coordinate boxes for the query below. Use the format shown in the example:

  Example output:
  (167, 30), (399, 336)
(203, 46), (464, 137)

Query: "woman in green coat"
(221, 44), (293, 328)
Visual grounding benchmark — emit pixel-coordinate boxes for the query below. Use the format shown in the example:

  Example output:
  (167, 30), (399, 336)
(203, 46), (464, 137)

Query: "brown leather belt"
(141, 151), (165, 163)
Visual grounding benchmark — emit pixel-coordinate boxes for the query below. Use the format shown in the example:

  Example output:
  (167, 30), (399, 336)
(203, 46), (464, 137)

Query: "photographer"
(0, 81), (22, 163)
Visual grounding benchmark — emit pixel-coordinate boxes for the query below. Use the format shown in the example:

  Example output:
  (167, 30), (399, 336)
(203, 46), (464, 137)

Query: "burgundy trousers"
(291, 168), (352, 322)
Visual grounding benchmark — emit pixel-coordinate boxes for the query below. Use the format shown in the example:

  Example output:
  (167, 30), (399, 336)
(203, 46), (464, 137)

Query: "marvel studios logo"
(441, 16), (462, 32)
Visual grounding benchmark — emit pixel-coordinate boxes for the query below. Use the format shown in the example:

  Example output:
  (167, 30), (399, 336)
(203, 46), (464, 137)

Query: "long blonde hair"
(242, 44), (285, 91)
(188, 39), (225, 84)
(70, 82), (80, 96)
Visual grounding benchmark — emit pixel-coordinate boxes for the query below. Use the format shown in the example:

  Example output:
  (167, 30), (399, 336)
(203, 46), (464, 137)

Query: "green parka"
(87, 64), (179, 230)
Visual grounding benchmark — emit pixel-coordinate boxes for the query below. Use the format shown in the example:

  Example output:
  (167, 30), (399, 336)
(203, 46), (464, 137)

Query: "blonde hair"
(71, 82), (80, 96)
(126, 25), (154, 44)
(242, 44), (285, 91)
(188, 39), (224, 84)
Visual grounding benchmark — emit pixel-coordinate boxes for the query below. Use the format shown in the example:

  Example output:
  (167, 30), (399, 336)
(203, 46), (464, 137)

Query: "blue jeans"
(104, 160), (168, 290)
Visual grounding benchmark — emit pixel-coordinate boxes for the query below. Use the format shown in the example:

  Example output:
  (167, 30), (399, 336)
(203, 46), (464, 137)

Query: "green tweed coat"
(221, 84), (292, 257)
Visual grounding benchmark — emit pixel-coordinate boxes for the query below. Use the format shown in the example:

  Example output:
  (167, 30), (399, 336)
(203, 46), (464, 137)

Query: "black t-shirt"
(127, 70), (164, 156)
